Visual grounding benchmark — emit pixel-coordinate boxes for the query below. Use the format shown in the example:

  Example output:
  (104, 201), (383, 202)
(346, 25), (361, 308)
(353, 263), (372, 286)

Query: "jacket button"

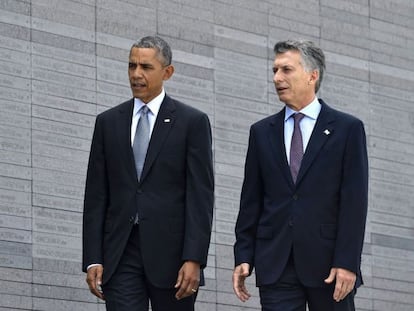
(288, 220), (293, 227)
(293, 194), (298, 200)
(136, 189), (142, 194)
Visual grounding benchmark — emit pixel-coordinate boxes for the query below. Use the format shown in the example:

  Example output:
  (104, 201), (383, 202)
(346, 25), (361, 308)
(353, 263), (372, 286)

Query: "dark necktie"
(133, 105), (150, 181)
(290, 113), (305, 183)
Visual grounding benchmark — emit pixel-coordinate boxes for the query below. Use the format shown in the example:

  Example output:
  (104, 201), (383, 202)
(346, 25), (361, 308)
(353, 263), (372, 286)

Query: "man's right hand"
(232, 263), (251, 302)
(86, 264), (105, 300)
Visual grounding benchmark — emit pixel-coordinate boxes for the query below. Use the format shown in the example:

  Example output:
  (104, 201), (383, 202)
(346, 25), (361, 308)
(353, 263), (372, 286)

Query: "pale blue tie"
(133, 106), (150, 181)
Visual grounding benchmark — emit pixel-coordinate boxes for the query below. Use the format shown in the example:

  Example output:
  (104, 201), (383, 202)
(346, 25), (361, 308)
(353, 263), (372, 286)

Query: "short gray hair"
(131, 36), (172, 66)
(274, 40), (325, 93)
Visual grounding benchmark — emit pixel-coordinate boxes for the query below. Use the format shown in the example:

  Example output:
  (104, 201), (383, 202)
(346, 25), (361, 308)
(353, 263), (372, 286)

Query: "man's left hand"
(324, 267), (356, 302)
(175, 261), (200, 300)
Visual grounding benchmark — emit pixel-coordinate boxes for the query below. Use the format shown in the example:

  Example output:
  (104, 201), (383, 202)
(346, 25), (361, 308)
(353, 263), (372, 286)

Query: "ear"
(163, 65), (175, 81)
(309, 69), (319, 85)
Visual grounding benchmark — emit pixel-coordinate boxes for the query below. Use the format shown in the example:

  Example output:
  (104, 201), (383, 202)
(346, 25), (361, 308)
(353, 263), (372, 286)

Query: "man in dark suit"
(82, 36), (214, 311)
(233, 40), (368, 311)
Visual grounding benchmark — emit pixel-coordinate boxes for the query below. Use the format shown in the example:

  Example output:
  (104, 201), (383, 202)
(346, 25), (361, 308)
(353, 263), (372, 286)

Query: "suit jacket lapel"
(296, 100), (335, 185)
(267, 108), (294, 186)
(139, 95), (176, 182)
(114, 99), (137, 182)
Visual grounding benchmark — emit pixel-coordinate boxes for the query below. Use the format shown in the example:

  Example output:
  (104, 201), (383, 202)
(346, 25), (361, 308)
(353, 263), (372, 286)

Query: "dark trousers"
(259, 255), (356, 311)
(102, 226), (195, 311)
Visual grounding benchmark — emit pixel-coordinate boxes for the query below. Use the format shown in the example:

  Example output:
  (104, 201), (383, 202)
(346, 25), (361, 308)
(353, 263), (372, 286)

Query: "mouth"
(131, 82), (146, 89)
(276, 86), (288, 93)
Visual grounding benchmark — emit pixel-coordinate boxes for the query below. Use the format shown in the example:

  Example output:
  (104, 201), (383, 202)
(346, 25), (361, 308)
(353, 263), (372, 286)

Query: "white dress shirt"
(130, 89), (165, 146)
(284, 97), (321, 164)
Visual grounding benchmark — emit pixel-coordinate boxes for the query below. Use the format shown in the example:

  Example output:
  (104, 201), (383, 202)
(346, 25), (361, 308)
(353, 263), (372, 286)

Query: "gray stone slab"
(32, 42), (95, 67)
(0, 188), (31, 205)
(33, 168), (85, 188)
(32, 93), (96, 116)
(96, 80), (130, 98)
(214, 2), (268, 34)
(0, 123), (30, 141)
(0, 72), (30, 90)
(0, 202), (31, 218)
(0, 59), (30, 77)
(33, 211), (81, 237)
(0, 22), (30, 41)
(0, 280), (31, 296)
(0, 150), (30, 167)
(33, 67), (96, 91)
(32, 0), (95, 30)
(372, 234), (414, 252)
(0, 0), (30, 15)
(32, 55), (95, 79)
(0, 293), (32, 310)
(97, 6), (155, 39)
(32, 119), (92, 141)
(32, 129), (91, 151)
(269, 15), (320, 37)
(158, 12), (214, 46)
(0, 176), (31, 192)
(0, 111), (30, 130)
(32, 154), (86, 175)
(370, 6), (413, 28)
(33, 284), (90, 302)
(31, 30), (95, 54)
(0, 136), (30, 154)
(33, 244), (81, 262)
(33, 180), (84, 201)
(0, 98), (30, 115)
(33, 297), (98, 311)
(0, 9), (30, 28)
(33, 270), (83, 288)
(32, 80), (96, 103)
(32, 193), (83, 213)
(0, 228), (31, 244)
(33, 257), (81, 275)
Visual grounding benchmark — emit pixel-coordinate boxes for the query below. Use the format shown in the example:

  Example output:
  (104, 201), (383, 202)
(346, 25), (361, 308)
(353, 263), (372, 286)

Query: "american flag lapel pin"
(324, 129), (330, 135)
(164, 118), (171, 123)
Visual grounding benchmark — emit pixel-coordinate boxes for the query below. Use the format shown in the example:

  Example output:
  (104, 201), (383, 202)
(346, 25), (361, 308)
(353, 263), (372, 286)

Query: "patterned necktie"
(290, 113), (305, 183)
(133, 105), (150, 181)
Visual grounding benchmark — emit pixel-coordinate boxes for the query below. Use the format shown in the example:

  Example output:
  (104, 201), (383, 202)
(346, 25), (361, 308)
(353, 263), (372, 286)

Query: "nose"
(130, 66), (143, 79)
(273, 70), (281, 84)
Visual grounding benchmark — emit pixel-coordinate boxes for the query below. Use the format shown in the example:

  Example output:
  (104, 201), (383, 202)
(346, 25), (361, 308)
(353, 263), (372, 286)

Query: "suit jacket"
(234, 99), (368, 288)
(82, 94), (214, 288)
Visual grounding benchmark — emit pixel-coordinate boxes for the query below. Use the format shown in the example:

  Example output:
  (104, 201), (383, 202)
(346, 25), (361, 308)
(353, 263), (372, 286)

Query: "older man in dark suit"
(233, 40), (368, 311)
(83, 36), (214, 311)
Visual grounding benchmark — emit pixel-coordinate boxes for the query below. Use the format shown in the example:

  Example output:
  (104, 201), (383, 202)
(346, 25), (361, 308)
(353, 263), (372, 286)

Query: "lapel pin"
(164, 118), (171, 123)
(324, 129), (330, 135)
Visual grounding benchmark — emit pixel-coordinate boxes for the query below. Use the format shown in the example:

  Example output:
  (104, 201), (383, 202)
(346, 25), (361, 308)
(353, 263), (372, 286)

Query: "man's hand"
(232, 263), (251, 302)
(175, 261), (200, 300)
(324, 267), (356, 302)
(86, 264), (105, 300)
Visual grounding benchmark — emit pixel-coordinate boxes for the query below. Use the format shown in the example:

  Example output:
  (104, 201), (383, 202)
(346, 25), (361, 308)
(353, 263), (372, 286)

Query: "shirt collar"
(133, 89), (165, 116)
(284, 97), (321, 121)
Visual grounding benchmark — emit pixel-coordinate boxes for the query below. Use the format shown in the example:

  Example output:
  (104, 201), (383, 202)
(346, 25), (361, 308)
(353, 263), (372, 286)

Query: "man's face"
(272, 50), (317, 110)
(128, 47), (173, 103)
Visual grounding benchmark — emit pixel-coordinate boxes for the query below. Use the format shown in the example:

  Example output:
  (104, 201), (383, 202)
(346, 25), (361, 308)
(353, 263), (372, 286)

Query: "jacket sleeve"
(333, 119), (368, 274)
(182, 113), (214, 268)
(82, 115), (108, 272)
(234, 125), (263, 271)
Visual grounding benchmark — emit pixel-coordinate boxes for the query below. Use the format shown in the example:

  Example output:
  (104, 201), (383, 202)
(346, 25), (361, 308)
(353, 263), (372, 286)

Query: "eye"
(128, 62), (137, 69)
(142, 64), (150, 70)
